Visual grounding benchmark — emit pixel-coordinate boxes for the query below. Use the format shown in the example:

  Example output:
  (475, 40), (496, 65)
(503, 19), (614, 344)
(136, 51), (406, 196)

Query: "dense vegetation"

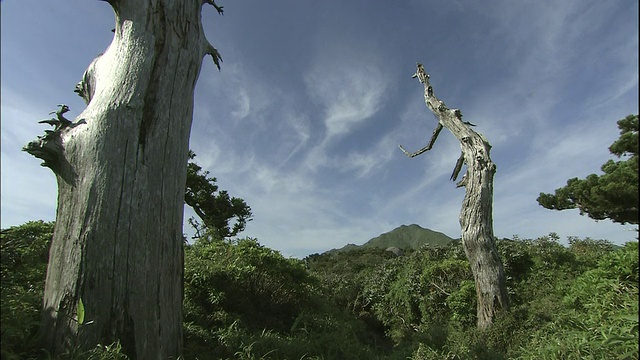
(2, 221), (637, 359)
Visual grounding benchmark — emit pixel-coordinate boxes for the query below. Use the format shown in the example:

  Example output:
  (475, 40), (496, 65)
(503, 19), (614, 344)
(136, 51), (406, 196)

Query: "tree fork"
(23, 0), (225, 357)
(399, 63), (510, 329)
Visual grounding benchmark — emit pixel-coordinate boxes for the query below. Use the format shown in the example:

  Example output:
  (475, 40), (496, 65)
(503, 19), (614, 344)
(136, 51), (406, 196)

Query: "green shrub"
(183, 236), (382, 359)
(82, 342), (130, 360)
(568, 237), (616, 269)
(518, 242), (639, 360)
(1, 221), (54, 359)
(4, 219), (637, 360)
(447, 280), (476, 329)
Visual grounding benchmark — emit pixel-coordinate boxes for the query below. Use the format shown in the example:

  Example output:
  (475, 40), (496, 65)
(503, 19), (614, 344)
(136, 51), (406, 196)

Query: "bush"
(183, 237), (317, 358)
(568, 237), (616, 269)
(3, 220), (637, 360)
(519, 242), (639, 360)
(1, 221), (54, 359)
(183, 236), (381, 359)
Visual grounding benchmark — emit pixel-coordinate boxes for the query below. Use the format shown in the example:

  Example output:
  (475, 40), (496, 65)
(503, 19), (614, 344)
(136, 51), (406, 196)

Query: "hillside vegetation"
(1, 221), (638, 359)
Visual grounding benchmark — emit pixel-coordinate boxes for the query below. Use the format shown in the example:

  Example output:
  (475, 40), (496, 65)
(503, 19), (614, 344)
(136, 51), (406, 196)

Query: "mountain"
(363, 224), (454, 250)
(329, 224), (455, 253)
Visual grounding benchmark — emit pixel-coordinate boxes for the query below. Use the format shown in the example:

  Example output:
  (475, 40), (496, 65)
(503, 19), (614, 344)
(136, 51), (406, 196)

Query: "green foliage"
(39, 341), (132, 360)
(77, 298), (85, 325)
(609, 114), (639, 157)
(568, 236), (617, 269)
(1, 220), (54, 359)
(82, 342), (130, 360)
(3, 219), (638, 359)
(305, 247), (395, 312)
(351, 244), (474, 346)
(183, 237), (380, 359)
(331, 234), (637, 359)
(447, 280), (476, 328)
(519, 242), (638, 360)
(185, 150), (253, 240)
(538, 114), (639, 225)
(184, 237), (314, 333)
(46, 342), (130, 360)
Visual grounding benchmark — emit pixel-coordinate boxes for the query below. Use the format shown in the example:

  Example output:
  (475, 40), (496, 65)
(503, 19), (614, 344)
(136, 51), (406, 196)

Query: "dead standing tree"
(22, 0), (225, 357)
(399, 63), (509, 329)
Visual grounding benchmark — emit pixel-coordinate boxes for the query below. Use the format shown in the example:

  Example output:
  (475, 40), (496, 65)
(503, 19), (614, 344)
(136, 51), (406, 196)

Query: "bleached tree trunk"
(23, 0), (223, 357)
(399, 64), (509, 329)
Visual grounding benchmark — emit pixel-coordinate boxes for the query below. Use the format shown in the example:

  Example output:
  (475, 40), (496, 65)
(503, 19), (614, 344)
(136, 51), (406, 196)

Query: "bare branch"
(455, 173), (468, 188)
(23, 131), (77, 186)
(204, 41), (223, 70)
(203, 0), (224, 15)
(23, 105), (85, 185)
(398, 122), (444, 157)
(430, 282), (451, 296)
(450, 152), (465, 181)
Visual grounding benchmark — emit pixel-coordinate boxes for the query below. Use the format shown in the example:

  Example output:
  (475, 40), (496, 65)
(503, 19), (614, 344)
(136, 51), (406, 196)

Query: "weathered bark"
(399, 64), (509, 329)
(23, 0), (223, 357)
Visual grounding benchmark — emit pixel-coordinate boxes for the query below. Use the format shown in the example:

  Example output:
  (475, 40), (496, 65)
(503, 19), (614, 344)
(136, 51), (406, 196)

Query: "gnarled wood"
(399, 63), (509, 329)
(23, 1), (224, 357)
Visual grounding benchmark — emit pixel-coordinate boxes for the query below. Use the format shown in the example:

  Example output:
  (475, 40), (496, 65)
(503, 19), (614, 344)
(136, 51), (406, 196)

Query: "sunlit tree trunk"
(23, 0), (223, 357)
(399, 64), (509, 329)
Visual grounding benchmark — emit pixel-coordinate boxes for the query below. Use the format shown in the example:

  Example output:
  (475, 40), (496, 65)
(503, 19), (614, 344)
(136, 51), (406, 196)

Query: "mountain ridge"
(328, 224), (455, 253)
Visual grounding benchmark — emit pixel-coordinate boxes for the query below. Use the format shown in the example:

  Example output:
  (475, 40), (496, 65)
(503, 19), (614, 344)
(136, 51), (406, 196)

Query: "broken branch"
(398, 122), (444, 158)
(450, 152), (465, 181)
(203, 0), (224, 15)
(204, 42), (223, 71)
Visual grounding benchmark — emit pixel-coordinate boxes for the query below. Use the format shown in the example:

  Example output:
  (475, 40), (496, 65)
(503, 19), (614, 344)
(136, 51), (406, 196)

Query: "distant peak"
(396, 224), (425, 230)
(323, 224), (453, 254)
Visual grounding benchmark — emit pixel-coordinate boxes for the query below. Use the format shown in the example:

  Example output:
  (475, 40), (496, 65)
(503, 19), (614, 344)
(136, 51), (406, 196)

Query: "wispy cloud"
(276, 112), (312, 169)
(452, 0), (638, 149)
(302, 29), (394, 156)
(1, 150), (58, 226)
(304, 62), (388, 139)
(3, 0), (636, 257)
(231, 88), (251, 120)
(1, 91), (60, 228)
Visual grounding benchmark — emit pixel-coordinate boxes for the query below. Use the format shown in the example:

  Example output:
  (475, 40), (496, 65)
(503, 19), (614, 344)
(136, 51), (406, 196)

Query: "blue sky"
(1, 0), (638, 257)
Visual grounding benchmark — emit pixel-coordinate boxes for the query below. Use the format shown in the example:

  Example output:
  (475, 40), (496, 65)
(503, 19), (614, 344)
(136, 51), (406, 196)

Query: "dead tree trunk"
(22, 0), (224, 357)
(399, 63), (509, 329)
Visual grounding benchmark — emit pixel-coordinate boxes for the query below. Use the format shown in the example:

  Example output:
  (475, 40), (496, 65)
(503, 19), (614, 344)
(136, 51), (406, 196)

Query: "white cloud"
(1, 150), (58, 227)
(274, 111), (312, 170)
(1, 92), (59, 228)
(303, 31), (393, 148)
(231, 88), (251, 120)
(3, 0), (636, 258)
(304, 62), (388, 139)
(455, 0), (638, 149)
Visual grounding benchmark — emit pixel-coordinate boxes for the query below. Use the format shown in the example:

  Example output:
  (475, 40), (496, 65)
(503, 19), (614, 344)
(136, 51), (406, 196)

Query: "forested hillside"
(2, 221), (637, 359)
